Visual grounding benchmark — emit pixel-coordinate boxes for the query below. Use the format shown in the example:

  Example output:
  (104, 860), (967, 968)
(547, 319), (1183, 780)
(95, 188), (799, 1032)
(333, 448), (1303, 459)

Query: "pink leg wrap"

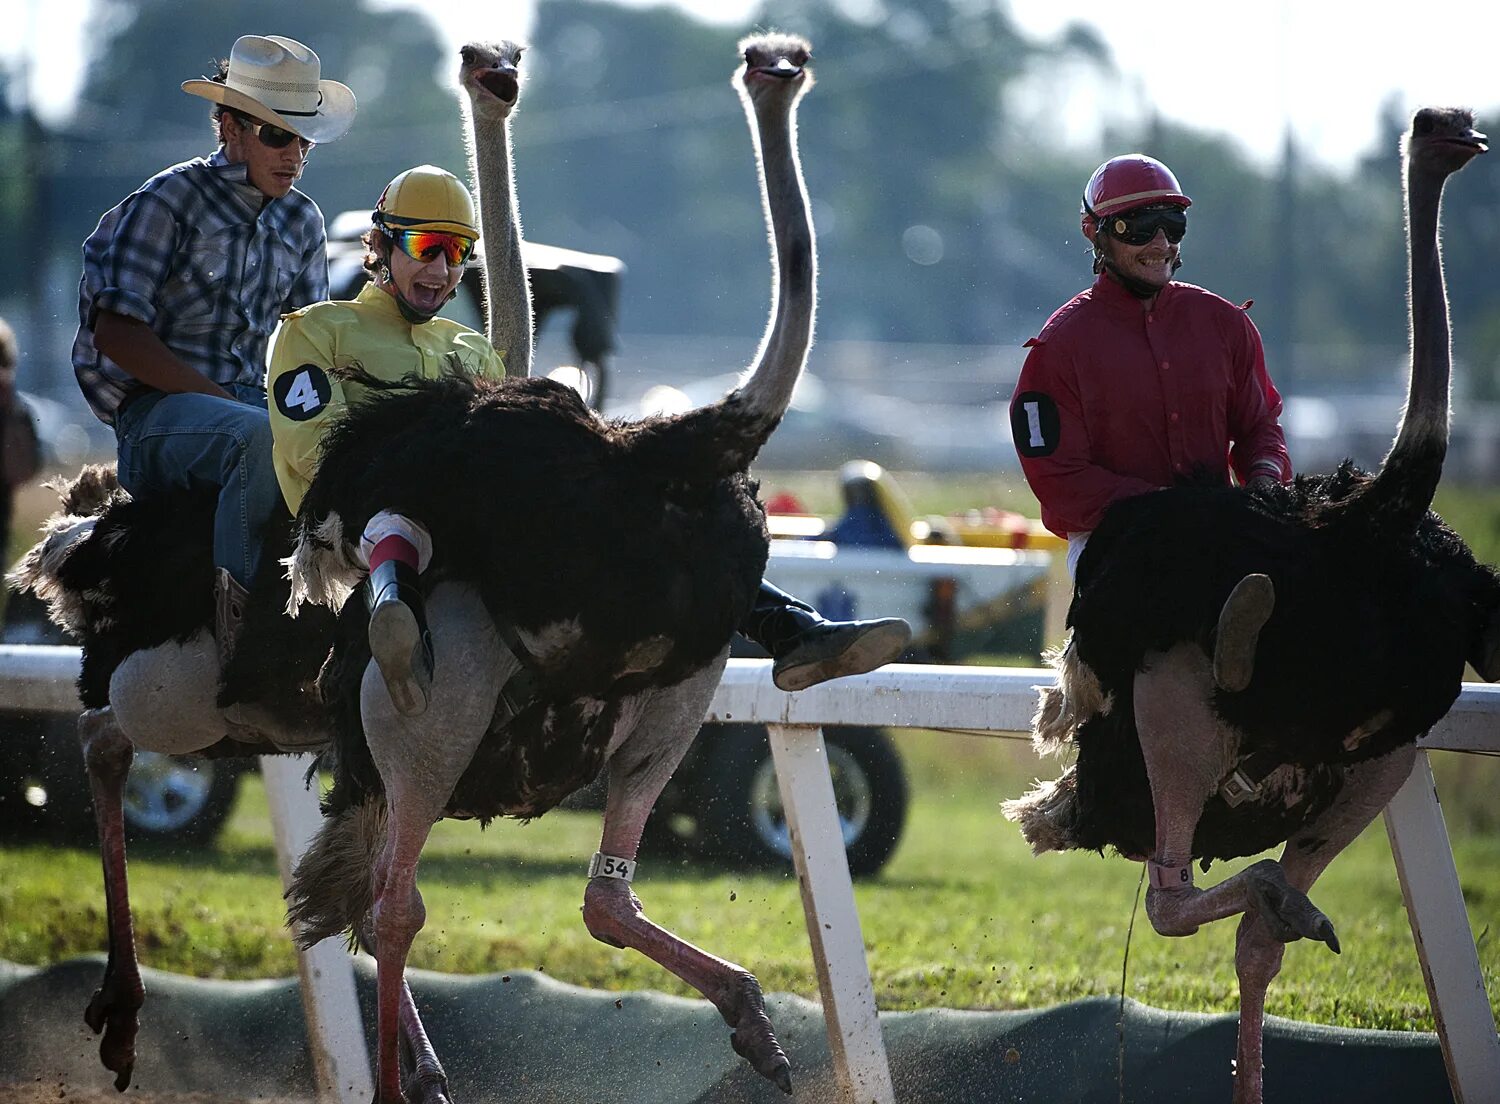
(1148, 860), (1195, 890)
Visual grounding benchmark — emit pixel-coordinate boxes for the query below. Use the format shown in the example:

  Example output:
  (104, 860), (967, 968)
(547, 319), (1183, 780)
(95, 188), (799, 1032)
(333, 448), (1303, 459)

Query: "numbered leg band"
(1148, 860), (1194, 890)
(588, 852), (636, 883)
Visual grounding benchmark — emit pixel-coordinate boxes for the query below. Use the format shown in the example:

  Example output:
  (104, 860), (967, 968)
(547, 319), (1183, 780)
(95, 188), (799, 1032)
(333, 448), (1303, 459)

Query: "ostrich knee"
(582, 876), (637, 949)
(80, 707), (133, 784)
(1145, 885), (1203, 937)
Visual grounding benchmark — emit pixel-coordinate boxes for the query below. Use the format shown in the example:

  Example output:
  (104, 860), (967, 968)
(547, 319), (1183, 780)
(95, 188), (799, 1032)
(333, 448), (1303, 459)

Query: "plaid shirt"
(73, 150), (329, 424)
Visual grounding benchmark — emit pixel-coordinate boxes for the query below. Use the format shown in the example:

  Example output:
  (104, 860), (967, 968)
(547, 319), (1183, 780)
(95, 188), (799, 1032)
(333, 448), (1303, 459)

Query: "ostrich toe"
(1213, 573), (1274, 692)
(84, 982), (139, 1090)
(1246, 860), (1340, 952)
(401, 1068), (453, 1104)
(722, 973), (793, 1093)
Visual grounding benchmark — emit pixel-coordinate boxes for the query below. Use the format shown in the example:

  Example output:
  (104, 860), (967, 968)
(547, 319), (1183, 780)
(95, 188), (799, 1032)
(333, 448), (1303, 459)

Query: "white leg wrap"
(357, 510), (434, 572)
(588, 852), (636, 882)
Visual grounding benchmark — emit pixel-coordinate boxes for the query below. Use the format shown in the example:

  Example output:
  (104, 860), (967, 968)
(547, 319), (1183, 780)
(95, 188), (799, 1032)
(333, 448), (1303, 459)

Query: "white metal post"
(259, 753), (374, 1104)
(767, 723), (895, 1104)
(1385, 750), (1500, 1104)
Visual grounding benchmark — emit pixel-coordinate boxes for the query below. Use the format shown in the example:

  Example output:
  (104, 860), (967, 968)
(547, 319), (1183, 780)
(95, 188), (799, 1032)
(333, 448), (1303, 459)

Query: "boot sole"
(369, 601), (431, 717)
(773, 620), (912, 692)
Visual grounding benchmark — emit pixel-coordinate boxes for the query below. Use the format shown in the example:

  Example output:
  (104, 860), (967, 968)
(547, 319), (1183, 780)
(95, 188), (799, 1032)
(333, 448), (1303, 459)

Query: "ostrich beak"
(752, 58), (803, 80)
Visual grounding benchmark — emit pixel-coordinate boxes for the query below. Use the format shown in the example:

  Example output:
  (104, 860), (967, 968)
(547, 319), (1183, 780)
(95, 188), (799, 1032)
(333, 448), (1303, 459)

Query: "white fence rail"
(2, 648), (1496, 1104)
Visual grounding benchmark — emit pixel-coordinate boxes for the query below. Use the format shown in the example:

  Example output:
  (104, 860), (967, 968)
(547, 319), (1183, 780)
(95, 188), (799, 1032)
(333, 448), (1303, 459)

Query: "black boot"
(367, 560), (434, 717)
(741, 581), (912, 692)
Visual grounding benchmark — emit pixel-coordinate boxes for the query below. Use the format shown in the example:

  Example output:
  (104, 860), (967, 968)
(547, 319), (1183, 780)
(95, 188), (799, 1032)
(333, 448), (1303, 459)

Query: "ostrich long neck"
(1367, 157), (1452, 530)
(619, 82), (813, 481)
(469, 105), (533, 377)
(730, 89), (815, 432)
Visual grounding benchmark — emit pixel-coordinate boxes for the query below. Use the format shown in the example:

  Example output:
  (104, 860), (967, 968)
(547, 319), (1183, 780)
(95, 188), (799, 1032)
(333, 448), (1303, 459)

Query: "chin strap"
(376, 264), (457, 325)
(1097, 253), (1185, 300)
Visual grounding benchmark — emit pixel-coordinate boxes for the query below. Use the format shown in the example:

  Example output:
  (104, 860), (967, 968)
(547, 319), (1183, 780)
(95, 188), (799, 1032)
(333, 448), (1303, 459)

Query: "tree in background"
(11, 0), (1500, 412)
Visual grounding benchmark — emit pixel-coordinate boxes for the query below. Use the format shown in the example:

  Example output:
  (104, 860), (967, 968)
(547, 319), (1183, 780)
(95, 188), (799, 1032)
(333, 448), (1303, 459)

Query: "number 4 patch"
(274, 364), (332, 421)
(1010, 391), (1061, 458)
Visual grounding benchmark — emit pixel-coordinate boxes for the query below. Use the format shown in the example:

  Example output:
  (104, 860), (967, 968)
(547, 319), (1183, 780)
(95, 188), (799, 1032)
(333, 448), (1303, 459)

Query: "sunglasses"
(1106, 206), (1188, 246)
(232, 112), (313, 151)
(386, 228), (477, 267)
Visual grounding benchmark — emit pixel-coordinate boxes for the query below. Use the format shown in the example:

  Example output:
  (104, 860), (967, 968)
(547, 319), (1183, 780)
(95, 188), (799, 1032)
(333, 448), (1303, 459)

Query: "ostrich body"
(275, 34), (816, 1102)
(1004, 108), (1493, 1104)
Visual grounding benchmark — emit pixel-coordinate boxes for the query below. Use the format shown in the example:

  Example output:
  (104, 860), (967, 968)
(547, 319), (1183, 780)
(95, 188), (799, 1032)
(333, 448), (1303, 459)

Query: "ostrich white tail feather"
(283, 512), (362, 614)
(1001, 765), (1081, 854)
(1031, 638), (1111, 756)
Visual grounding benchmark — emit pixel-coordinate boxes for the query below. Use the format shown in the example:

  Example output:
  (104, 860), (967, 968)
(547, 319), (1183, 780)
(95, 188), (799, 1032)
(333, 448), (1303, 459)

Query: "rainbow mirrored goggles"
(384, 228), (477, 267)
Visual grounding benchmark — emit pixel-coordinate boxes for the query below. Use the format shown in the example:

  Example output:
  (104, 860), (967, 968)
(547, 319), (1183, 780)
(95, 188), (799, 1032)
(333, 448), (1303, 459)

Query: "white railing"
(3, 647), (1496, 1104)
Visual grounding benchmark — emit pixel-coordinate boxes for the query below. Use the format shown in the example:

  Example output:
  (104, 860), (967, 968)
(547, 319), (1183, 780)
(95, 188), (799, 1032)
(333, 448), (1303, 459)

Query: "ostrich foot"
(582, 878), (792, 1093)
(1214, 574), (1274, 692)
(720, 973), (793, 1094)
(395, 978), (453, 1104)
(83, 974), (141, 1091)
(1245, 860), (1339, 952)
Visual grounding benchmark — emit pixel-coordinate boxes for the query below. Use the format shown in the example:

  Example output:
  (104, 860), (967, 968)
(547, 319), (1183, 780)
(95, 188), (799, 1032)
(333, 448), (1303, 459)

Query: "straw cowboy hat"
(182, 35), (356, 144)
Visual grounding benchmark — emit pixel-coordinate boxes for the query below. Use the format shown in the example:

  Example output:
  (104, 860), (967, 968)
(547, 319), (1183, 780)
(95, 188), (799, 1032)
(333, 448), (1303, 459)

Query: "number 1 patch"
(274, 364), (332, 421)
(1010, 391), (1061, 458)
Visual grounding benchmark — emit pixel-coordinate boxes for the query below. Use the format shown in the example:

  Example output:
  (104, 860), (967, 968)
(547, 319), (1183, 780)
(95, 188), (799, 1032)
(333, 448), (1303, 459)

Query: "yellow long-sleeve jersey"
(266, 281), (506, 514)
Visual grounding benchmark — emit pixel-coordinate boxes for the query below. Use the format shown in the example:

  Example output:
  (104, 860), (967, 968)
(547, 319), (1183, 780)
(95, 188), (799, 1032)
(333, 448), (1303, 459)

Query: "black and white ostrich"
(1003, 108), (1494, 1104)
(12, 32), (813, 1101)
(273, 33), (817, 1103)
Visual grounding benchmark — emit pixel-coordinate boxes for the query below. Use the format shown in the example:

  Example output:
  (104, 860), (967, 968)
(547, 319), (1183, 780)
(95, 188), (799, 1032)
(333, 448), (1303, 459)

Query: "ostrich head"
(1403, 107), (1487, 174)
(459, 41), (523, 120)
(736, 32), (813, 106)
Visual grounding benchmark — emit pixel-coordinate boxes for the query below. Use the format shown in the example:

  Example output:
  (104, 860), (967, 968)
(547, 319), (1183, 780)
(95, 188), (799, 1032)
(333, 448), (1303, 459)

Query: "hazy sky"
(5, 0), (1497, 171)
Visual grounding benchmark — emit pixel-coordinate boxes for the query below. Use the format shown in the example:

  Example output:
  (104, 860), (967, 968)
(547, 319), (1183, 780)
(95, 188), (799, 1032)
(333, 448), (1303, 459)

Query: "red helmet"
(1080, 154), (1191, 240)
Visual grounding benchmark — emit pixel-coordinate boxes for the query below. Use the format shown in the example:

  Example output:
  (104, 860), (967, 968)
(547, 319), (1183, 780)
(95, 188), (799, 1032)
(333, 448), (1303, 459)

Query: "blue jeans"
(114, 384), (281, 588)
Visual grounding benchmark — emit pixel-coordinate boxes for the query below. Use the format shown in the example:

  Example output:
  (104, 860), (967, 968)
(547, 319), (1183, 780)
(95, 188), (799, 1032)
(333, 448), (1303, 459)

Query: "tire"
(682, 723), (908, 877)
(121, 752), (241, 845)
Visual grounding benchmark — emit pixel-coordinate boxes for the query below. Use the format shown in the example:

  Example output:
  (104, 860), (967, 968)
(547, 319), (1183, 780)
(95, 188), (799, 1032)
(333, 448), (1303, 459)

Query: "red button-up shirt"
(1010, 274), (1291, 538)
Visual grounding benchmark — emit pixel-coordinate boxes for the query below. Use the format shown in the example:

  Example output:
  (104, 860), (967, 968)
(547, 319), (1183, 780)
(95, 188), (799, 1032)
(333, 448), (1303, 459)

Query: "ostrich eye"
(793, 49), (810, 66)
(461, 46), (476, 64)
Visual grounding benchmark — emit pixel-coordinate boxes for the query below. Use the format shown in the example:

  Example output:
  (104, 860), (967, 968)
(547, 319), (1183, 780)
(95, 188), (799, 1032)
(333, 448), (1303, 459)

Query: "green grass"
(2, 732), (1497, 1031)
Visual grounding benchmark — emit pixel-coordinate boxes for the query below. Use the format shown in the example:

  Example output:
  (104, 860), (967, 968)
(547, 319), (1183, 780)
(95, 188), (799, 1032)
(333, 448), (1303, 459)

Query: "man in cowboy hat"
(73, 34), (356, 661)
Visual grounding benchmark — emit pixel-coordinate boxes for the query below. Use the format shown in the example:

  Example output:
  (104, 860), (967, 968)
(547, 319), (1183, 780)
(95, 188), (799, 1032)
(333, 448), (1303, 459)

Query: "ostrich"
(1003, 107), (1493, 1104)
(12, 33), (811, 1099)
(272, 32), (817, 1103)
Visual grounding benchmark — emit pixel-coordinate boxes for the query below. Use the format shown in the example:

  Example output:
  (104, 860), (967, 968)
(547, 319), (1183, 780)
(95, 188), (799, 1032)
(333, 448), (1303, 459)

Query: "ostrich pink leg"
(1134, 644), (1337, 946)
(361, 584), (507, 1104)
(77, 707), (143, 1090)
(369, 793), (446, 1104)
(580, 667), (793, 1095)
(1229, 746), (1417, 1104)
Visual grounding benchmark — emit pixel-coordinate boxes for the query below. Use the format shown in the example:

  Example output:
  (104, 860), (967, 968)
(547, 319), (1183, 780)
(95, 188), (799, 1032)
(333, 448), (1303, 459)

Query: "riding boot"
(740, 580), (912, 692)
(214, 568), (250, 672)
(367, 560), (435, 717)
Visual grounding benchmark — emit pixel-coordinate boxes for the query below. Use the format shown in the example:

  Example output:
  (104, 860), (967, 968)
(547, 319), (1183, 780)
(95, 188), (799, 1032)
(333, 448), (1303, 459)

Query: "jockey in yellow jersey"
(268, 165), (500, 716)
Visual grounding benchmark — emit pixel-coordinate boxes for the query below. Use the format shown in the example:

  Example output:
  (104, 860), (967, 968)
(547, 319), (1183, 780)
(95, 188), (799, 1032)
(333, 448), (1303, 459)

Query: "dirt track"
(0, 1089), (313, 1104)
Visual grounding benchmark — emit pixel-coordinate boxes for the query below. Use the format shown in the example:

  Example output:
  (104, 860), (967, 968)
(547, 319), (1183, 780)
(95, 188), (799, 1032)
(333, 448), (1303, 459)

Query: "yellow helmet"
(373, 165), (478, 237)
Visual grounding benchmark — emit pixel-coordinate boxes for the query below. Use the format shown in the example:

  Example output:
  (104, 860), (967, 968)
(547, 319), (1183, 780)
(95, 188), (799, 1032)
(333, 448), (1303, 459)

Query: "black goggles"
(1105, 205), (1187, 246)
(232, 112), (313, 151)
